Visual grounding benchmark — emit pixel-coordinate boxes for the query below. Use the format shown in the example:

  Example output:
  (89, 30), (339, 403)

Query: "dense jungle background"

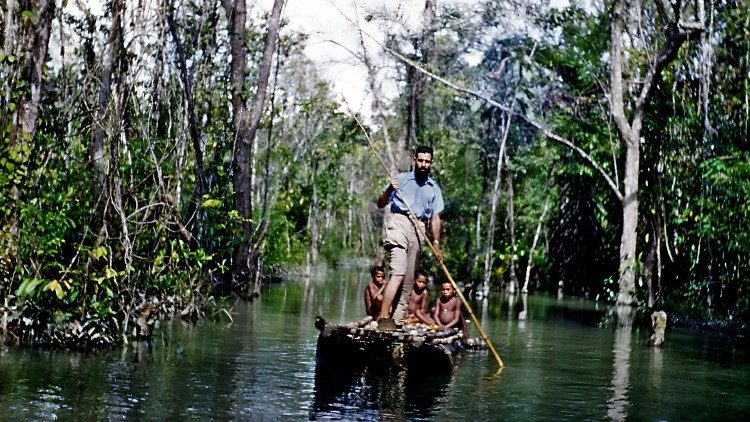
(1, 0), (748, 347)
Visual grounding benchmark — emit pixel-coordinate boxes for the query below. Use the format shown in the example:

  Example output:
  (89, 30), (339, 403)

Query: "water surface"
(1, 270), (748, 420)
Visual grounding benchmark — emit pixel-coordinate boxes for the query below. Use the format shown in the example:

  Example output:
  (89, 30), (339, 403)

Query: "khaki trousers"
(383, 213), (423, 323)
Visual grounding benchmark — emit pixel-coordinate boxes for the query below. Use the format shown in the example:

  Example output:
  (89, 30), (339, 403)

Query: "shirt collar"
(408, 171), (434, 186)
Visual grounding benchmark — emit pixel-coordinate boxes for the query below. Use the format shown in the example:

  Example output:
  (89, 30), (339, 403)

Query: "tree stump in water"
(647, 311), (667, 347)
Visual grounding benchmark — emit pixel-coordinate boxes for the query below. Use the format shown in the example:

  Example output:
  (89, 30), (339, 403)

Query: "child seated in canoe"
(432, 281), (467, 336)
(364, 266), (387, 318)
(403, 270), (434, 326)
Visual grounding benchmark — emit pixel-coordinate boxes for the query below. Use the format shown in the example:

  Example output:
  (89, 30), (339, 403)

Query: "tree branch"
(632, 2), (703, 134)
(610, 0), (633, 145)
(377, 41), (624, 203)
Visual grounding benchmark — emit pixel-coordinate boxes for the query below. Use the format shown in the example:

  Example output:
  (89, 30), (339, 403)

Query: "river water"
(1, 270), (748, 420)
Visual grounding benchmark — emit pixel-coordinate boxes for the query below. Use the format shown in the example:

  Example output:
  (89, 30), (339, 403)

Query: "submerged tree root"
(0, 292), (231, 350)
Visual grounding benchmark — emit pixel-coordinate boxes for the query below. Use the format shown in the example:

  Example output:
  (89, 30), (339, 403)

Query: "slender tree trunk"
(475, 201), (482, 253)
(505, 159), (518, 293)
(166, 0), (208, 245)
(108, 1), (134, 339)
(523, 192), (550, 293)
(91, 0), (127, 248)
(656, 212), (662, 305)
(223, 0), (284, 290)
(257, 48), (282, 246)
(361, 212), (369, 258)
(700, 4), (715, 139)
(643, 216), (657, 308)
(406, 0), (435, 148)
(481, 137), (506, 297)
(470, 199), (482, 293)
(92, 0), (124, 192)
(462, 212), (474, 278)
(309, 161), (319, 263)
(346, 177), (354, 248)
(406, 65), (420, 147)
(478, 45), (536, 297)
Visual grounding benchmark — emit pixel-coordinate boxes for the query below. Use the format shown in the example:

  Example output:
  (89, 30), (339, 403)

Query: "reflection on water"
(311, 363), (452, 420)
(607, 306), (633, 421)
(1, 270), (749, 420)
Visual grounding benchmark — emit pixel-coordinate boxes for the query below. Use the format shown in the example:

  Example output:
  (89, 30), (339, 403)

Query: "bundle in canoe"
(314, 315), (485, 374)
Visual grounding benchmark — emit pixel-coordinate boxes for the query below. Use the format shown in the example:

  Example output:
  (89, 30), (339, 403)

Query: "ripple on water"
(2, 282), (750, 421)
(16, 385), (66, 421)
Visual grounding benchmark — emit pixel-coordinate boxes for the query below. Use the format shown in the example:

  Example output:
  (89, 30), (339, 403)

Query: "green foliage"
(3, 0), (749, 349)
(538, 6), (610, 95)
(262, 209), (306, 268)
(638, 2), (750, 319)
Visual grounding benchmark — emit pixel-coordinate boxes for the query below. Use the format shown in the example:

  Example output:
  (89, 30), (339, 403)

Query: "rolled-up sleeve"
(432, 185), (444, 216)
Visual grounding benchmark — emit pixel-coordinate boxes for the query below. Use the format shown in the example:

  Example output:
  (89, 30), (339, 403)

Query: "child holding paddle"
(364, 266), (387, 318)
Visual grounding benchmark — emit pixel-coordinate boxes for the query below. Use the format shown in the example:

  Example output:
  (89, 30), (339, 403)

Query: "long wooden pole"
(349, 109), (505, 369)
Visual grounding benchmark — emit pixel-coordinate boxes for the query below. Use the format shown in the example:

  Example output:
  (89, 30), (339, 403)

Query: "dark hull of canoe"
(314, 317), (462, 375)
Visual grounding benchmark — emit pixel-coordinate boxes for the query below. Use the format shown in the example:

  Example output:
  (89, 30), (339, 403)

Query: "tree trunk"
(224, 0), (284, 288)
(8, 0), (54, 143)
(91, 0), (124, 193)
(470, 199), (482, 293)
(107, 47), (132, 340)
(478, 46), (536, 297)
(643, 216), (657, 308)
(655, 211), (662, 305)
(1, 0), (55, 283)
(481, 138), (506, 297)
(166, 0), (209, 246)
(309, 161), (319, 263)
(523, 193), (550, 293)
(91, 0), (128, 251)
(257, 49), (282, 255)
(346, 177), (354, 248)
(462, 211), (474, 279)
(505, 159), (518, 293)
(1, 0), (16, 54)
(405, 0), (435, 148)
(226, 0), (250, 278)
(617, 141), (639, 305)
(609, 0), (701, 307)
(406, 65), (419, 147)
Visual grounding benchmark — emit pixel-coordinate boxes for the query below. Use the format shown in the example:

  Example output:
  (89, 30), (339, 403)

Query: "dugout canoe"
(314, 315), (485, 374)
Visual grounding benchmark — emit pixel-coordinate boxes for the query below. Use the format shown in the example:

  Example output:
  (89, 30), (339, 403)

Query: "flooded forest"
(1, 0), (748, 355)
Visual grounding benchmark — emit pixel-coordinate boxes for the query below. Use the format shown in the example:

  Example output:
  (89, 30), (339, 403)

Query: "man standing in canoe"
(376, 145), (444, 326)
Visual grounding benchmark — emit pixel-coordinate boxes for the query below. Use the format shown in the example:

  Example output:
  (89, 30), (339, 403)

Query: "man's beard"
(415, 167), (429, 180)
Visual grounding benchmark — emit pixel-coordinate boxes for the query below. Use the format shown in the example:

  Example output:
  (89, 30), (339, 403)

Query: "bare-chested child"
(432, 281), (467, 336)
(364, 266), (387, 318)
(403, 270), (434, 325)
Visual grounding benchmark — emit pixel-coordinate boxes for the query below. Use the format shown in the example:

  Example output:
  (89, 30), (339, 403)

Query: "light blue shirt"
(384, 171), (444, 220)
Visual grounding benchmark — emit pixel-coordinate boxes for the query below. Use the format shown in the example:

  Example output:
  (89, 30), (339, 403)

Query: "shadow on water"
(311, 363), (453, 420)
